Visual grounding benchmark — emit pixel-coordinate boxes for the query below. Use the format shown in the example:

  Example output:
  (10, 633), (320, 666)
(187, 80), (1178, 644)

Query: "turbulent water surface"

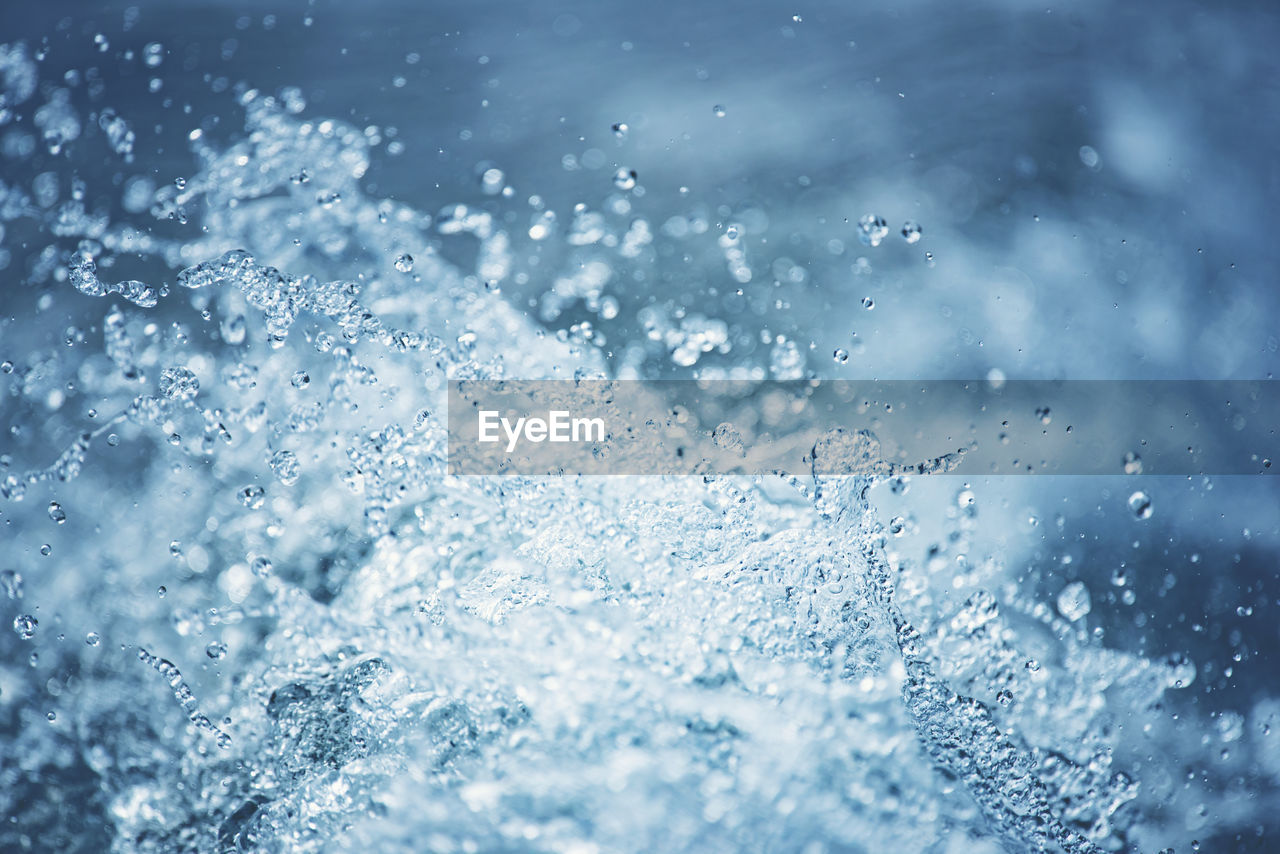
(2, 2), (1279, 852)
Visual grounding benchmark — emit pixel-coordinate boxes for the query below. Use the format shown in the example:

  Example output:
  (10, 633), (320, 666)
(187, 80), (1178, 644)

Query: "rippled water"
(2, 3), (1279, 852)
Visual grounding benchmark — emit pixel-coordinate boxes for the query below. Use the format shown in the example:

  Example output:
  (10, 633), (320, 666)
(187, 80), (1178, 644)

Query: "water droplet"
(996, 689), (1014, 707)
(157, 586), (167, 598)
(159, 366), (199, 401)
(1128, 490), (1152, 520)
(1057, 581), (1092, 621)
(712, 104), (726, 118)
(48, 501), (66, 524)
(13, 614), (38, 639)
(901, 220), (923, 244)
(833, 348), (849, 364)
(1123, 451), (1143, 474)
(613, 168), (637, 191)
(269, 450), (300, 485)
(1079, 145), (1100, 169)
(1, 570), (22, 599)
(143, 42), (164, 67)
(1111, 567), (1129, 587)
(888, 516), (905, 536)
(251, 555), (273, 577)
(1035, 406), (1051, 425)
(291, 371), (310, 389)
(238, 484), (266, 509)
(861, 296), (875, 310)
(86, 632), (100, 646)
(206, 641), (228, 660)
(611, 122), (629, 139)
(220, 314), (247, 345)
(394, 253), (415, 273)
(856, 215), (889, 247)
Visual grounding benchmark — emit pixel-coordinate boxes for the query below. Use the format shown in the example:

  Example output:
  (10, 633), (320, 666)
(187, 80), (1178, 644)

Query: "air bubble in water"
(238, 484), (266, 509)
(86, 632), (100, 646)
(291, 371), (310, 388)
(713, 104), (726, 117)
(206, 641), (228, 660)
(159, 366), (199, 401)
(394, 253), (415, 273)
(1035, 406), (1051, 425)
(901, 220), (923, 243)
(861, 296), (875, 310)
(251, 555), (273, 577)
(888, 516), (905, 536)
(143, 42), (163, 67)
(220, 314), (247, 345)
(613, 168), (637, 190)
(833, 348), (849, 364)
(13, 614), (38, 639)
(1057, 581), (1092, 621)
(1123, 451), (1143, 474)
(48, 501), (66, 524)
(856, 214), (889, 247)
(1128, 490), (1152, 520)
(611, 122), (629, 139)
(479, 168), (504, 195)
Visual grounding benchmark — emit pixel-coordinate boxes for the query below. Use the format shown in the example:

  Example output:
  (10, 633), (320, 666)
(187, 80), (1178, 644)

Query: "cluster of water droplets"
(0, 40), (1238, 854)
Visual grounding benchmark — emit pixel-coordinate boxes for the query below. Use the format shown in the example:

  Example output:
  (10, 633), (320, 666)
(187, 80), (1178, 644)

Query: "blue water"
(2, 1), (1279, 851)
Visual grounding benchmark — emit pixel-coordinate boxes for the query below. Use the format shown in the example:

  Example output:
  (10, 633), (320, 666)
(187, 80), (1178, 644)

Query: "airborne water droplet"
(13, 614), (38, 639)
(1056, 581), (1092, 622)
(613, 168), (637, 191)
(1128, 490), (1152, 520)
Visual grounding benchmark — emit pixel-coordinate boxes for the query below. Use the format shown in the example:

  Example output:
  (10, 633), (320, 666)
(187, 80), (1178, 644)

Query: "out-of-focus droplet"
(901, 220), (923, 244)
(238, 484), (266, 509)
(394, 253), (414, 273)
(613, 168), (637, 190)
(291, 371), (310, 389)
(611, 122), (629, 139)
(86, 632), (100, 646)
(712, 104), (726, 117)
(856, 215), (888, 247)
(251, 555), (273, 577)
(1057, 581), (1092, 621)
(206, 641), (228, 660)
(1123, 451), (1143, 474)
(1128, 490), (1152, 520)
(833, 348), (849, 364)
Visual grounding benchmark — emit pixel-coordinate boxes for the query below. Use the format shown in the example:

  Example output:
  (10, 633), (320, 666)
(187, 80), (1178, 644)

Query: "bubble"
(1123, 451), (1143, 474)
(888, 516), (905, 536)
(1078, 145), (1100, 169)
(157, 586), (167, 598)
(856, 215), (889, 247)
(143, 42), (163, 67)
(996, 689), (1013, 707)
(1127, 490), (1152, 520)
(48, 501), (66, 524)
(1056, 581), (1092, 622)
(1, 570), (22, 599)
(1035, 406), (1051, 425)
(901, 220), (923, 244)
(291, 371), (310, 389)
(613, 168), (637, 191)
(13, 614), (38, 639)
(394, 253), (415, 273)
(238, 484), (266, 509)
(861, 296), (875, 310)
(712, 104), (726, 117)
(159, 366), (200, 401)
(251, 555), (273, 577)
(611, 122), (629, 139)
(205, 641), (228, 660)
(86, 632), (100, 646)
(1110, 567), (1129, 587)
(833, 348), (849, 364)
